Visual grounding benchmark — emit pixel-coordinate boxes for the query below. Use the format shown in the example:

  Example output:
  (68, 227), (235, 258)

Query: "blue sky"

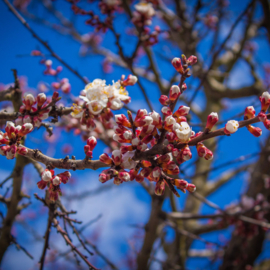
(1, 0), (270, 269)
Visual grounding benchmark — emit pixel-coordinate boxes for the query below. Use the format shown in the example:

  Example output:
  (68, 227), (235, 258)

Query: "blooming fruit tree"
(1, 0), (270, 270)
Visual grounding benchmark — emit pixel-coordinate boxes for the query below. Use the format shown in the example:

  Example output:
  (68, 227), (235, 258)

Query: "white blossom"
(42, 170), (52, 182)
(174, 122), (192, 142)
(122, 150), (137, 169)
(262, 91), (270, 102)
(225, 120), (239, 134)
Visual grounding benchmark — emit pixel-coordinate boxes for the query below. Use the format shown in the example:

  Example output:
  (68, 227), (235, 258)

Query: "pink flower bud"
(61, 82), (71, 93)
(31, 50), (42, 56)
(84, 145), (93, 158)
(122, 75), (138, 86)
(17, 146), (28, 156)
(119, 171), (131, 182)
(174, 179), (188, 190)
(87, 136), (97, 150)
(151, 167), (161, 181)
(224, 120), (239, 134)
(141, 134), (153, 144)
(135, 109), (148, 121)
(134, 116), (153, 127)
(52, 176), (61, 186)
(15, 116), (23, 126)
(58, 171), (71, 184)
(52, 82), (61, 89)
(135, 174), (144, 183)
(263, 119), (270, 130)
(161, 106), (172, 116)
(42, 169), (53, 182)
(157, 153), (172, 164)
(247, 125), (262, 137)
(99, 173), (110, 183)
(6, 145), (17, 159)
(196, 143), (206, 158)
(120, 145), (133, 154)
(181, 83), (187, 92)
(244, 106), (255, 120)
(181, 146), (192, 161)
(149, 111), (162, 129)
(204, 148), (214, 160)
(45, 59), (52, 67)
(164, 115), (176, 131)
(5, 121), (16, 137)
(99, 153), (113, 165)
(19, 123), (33, 136)
(52, 91), (60, 100)
(0, 133), (9, 145)
(159, 95), (169, 106)
(56, 66), (63, 73)
(23, 115), (32, 124)
(258, 112), (266, 122)
(260, 92), (270, 112)
(187, 55), (197, 65)
(115, 114), (132, 128)
(206, 112), (218, 130)
(37, 93), (47, 107)
(187, 183), (196, 192)
(37, 180), (47, 189)
(23, 94), (36, 110)
(155, 180), (165, 196)
(171, 57), (183, 73)
(169, 85), (180, 101)
(112, 150), (122, 166)
(166, 132), (176, 142)
(174, 105), (190, 117)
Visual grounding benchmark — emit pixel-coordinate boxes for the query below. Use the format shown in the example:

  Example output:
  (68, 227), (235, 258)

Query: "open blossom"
(122, 150), (137, 169)
(224, 120), (239, 134)
(133, 2), (155, 26)
(173, 122), (192, 142)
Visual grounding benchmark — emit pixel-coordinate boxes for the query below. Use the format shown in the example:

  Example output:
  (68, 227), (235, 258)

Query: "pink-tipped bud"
(187, 55), (197, 65)
(151, 167), (161, 181)
(244, 106), (255, 120)
(174, 105), (190, 117)
(161, 106), (172, 116)
(263, 118), (270, 130)
(159, 95), (169, 106)
(135, 109), (148, 121)
(87, 136), (97, 150)
(31, 50), (42, 56)
(224, 120), (239, 134)
(24, 94), (36, 110)
(5, 121), (16, 137)
(52, 91), (60, 100)
(84, 145), (93, 158)
(174, 179), (188, 190)
(258, 112), (266, 122)
(6, 145), (17, 159)
(134, 115), (153, 127)
(204, 148), (214, 160)
(155, 180), (165, 196)
(23, 115), (32, 124)
(37, 93), (47, 107)
(58, 171), (71, 184)
(157, 153), (172, 164)
(149, 111), (162, 129)
(61, 82), (71, 93)
(119, 171), (131, 182)
(112, 150), (122, 166)
(17, 146), (28, 156)
(187, 183), (196, 192)
(99, 153), (113, 165)
(164, 115), (176, 131)
(206, 112), (218, 130)
(166, 132), (176, 142)
(19, 123), (33, 137)
(52, 82), (61, 89)
(135, 174), (144, 183)
(115, 114), (132, 128)
(120, 145), (133, 154)
(171, 57), (183, 73)
(169, 85), (180, 101)
(99, 173), (109, 183)
(45, 59), (52, 67)
(122, 75), (138, 86)
(260, 92), (270, 112)
(247, 125), (262, 137)
(196, 143), (206, 158)
(181, 83), (187, 92)
(181, 146), (192, 161)
(15, 116), (23, 126)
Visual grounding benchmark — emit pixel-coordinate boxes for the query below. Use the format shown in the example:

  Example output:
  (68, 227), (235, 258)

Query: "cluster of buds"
(16, 93), (52, 128)
(0, 121), (32, 159)
(132, 2), (155, 27)
(99, 0), (121, 15)
(52, 78), (71, 94)
(141, 26), (161, 47)
(71, 76), (137, 128)
(171, 55), (197, 76)
(37, 169), (71, 201)
(84, 136), (97, 158)
(42, 59), (62, 76)
(241, 92), (270, 137)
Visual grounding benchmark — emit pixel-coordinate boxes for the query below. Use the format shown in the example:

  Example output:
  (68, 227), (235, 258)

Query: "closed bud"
(204, 148), (214, 160)
(122, 75), (138, 86)
(112, 150), (122, 165)
(52, 91), (60, 100)
(169, 85), (180, 101)
(120, 145), (133, 154)
(206, 112), (218, 130)
(135, 109), (148, 121)
(260, 92), (270, 112)
(161, 106), (172, 116)
(99, 153), (113, 165)
(134, 116), (153, 127)
(187, 55), (197, 65)
(119, 171), (131, 182)
(58, 171), (71, 184)
(171, 57), (183, 73)
(141, 160), (152, 167)
(166, 132), (176, 142)
(155, 180), (165, 196)
(159, 95), (169, 106)
(174, 105), (190, 117)
(52, 176), (61, 186)
(258, 112), (267, 122)
(15, 116), (23, 126)
(87, 136), (97, 150)
(196, 143), (206, 158)
(19, 123), (33, 136)
(164, 115), (176, 131)
(244, 106), (255, 120)
(247, 125), (262, 137)
(115, 114), (132, 128)
(6, 145), (17, 159)
(181, 83), (187, 92)
(174, 179), (188, 190)
(37, 93), (47, 107)
(181, 146), (192, 161)
(187, 183), (196, 192)
(42, 169), (53, 182)
(135, 174), (144, 183)
(24, 94), (36, 110)
(17, 146), (28, 156)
